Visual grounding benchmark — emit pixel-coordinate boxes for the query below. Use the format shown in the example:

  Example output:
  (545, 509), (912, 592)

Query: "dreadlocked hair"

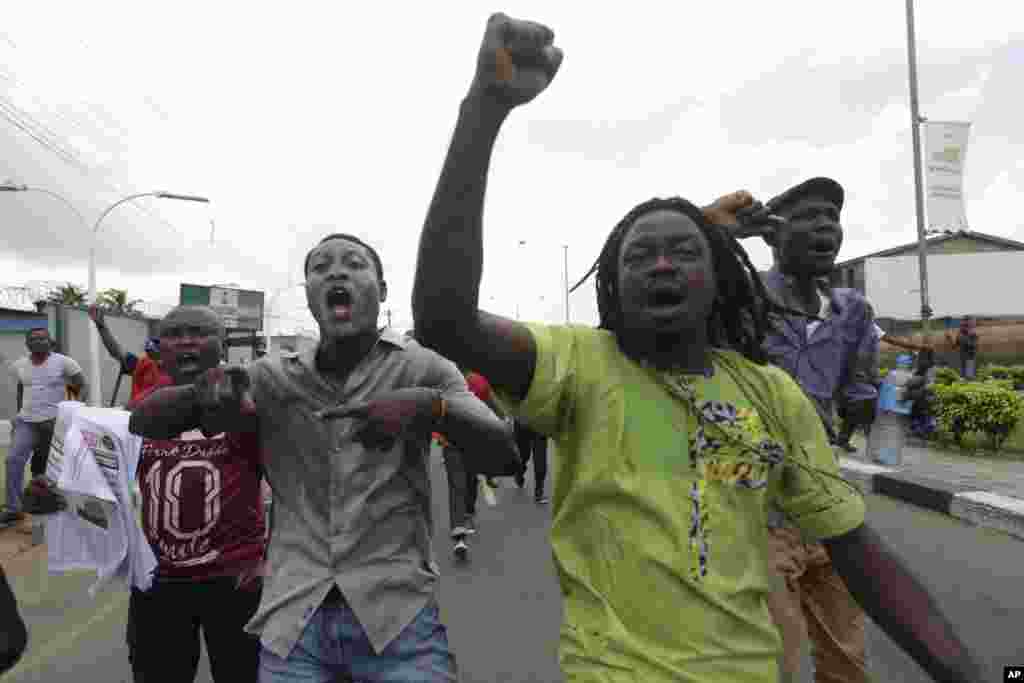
(570, 196), (806, 364)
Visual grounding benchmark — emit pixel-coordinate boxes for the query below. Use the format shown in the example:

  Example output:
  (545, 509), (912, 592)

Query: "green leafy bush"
(932, 382), (1024, 450)
(1010, 366), (1024, 387)
(978, 365), (1012, 381)
(933, 366), (961, 386)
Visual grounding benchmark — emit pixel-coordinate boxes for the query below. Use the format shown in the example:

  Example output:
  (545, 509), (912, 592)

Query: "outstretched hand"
(315, 387), (437, 450)
(193, 366), (257, 435)
(471, 13), (563, 109)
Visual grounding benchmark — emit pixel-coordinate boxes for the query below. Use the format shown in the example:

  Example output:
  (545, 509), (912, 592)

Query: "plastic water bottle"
(869, 354), (915, 466)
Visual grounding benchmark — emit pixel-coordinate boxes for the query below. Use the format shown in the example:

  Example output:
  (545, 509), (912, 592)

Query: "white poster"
(923, 121), (971, 231)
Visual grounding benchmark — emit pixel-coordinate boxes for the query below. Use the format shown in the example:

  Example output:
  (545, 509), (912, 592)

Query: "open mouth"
(647, 288), (686, 312)
(176, 351), (201, 374)
(809, 231), (839, 257)
(326, 287), (353, 320)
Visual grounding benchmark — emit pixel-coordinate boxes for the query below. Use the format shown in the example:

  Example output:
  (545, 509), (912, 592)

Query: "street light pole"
(88, 192), (210, 406)
(2, 186), (210, 405)
(905, 0), (932, 339)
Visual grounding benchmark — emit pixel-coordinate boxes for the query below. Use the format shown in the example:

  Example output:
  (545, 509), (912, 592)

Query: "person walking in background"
(89, 305), (170, 407)
(950, 317), (979, 379)
(513, 420), (549, 505)
(3, 328), (87, 526)
(441, 367), (518, 559)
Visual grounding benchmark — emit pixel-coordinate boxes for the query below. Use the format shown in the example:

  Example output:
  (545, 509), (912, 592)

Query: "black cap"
(767, 177), (844, 215)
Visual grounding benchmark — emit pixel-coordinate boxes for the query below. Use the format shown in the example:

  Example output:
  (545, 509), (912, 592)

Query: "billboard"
(179, 284), (264, 331)
(924, 121), (971, 231)
(864, 252), (1024, 320)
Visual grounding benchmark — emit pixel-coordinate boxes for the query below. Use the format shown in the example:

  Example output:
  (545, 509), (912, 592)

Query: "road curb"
(840, 457), (1024, 541)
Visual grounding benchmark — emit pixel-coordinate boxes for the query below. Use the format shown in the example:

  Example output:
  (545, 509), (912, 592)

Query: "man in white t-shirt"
(3, 328), (88, 526)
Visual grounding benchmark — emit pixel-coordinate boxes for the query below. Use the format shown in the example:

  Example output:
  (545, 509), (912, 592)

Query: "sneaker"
(535, 494), (550, 505)
(0, 510), (25, 527)
(453, 538), (470, 561)
(450, 525), (470, 540)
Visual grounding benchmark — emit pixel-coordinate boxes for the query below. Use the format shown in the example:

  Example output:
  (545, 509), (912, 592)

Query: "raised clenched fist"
(702, 190), (785, 241)
(471, 13), (563, 109)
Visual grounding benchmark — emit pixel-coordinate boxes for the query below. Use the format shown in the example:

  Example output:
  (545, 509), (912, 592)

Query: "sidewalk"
(840, 438), (1024, 541)
(0, 425), (46, 568)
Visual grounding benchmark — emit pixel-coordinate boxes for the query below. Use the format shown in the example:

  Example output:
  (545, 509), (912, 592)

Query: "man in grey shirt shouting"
(130, 232), (519, 682)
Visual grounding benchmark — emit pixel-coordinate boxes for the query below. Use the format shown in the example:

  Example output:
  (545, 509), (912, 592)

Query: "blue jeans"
(6, 419), (54, 513)
(259, 595), (457, 682)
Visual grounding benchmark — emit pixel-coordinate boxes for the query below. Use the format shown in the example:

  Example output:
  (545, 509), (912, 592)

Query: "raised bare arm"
(412, 13), (562, 402)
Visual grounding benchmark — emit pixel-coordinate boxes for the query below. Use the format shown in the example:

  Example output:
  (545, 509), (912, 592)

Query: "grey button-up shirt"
(243, 328), (487, 658)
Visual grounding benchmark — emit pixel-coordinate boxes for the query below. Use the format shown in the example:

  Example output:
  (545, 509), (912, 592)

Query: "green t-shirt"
(502, 324), (866, 683)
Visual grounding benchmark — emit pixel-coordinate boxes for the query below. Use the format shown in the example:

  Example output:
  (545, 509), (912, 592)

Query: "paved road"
(4, 445), (1021, 682)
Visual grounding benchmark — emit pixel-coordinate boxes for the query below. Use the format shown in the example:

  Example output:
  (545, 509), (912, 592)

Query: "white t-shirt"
(12, 353), (83, 422)
(45, 403), (156, 595)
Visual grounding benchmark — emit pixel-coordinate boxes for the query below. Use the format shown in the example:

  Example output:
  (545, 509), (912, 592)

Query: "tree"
(97, 288), (142, 316)
(47, 283), (86, 306)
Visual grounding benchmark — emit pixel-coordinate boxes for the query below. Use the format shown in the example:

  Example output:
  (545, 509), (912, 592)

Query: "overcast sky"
(0, 2), (1020, 335)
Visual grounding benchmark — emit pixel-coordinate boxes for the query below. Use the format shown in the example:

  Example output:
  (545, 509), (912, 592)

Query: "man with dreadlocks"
(411, 12), (984, 683)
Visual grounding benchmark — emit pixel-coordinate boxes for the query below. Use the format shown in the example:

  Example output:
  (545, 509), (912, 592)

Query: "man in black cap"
(712, 178), (879, 682)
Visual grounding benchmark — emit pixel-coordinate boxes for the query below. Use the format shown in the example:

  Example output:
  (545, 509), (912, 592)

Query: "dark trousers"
(29, 419), (54, 477)
(442, 446), (478, 532)
(514, 422), (548, 496)
(127, 576), (262, 683)
(0, 565), (27, 675)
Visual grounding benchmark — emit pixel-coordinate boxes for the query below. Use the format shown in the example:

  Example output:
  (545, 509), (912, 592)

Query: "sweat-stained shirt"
(497, 323), (865, 683)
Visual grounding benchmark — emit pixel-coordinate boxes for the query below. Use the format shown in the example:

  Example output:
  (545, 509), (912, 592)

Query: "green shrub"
(932, 382), (1024, 450)
(933, 366), (960, 386)
(978, 364), (1012, 381)
(1010, 366), (1024, 386)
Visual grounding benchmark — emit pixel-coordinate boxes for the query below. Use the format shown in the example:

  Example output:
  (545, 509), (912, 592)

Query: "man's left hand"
(845, 398), (877, 427)
(316, 388), (437, 449)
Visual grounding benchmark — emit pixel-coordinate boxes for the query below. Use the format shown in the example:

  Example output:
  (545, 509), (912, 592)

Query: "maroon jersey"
(138, 430), (265, 580)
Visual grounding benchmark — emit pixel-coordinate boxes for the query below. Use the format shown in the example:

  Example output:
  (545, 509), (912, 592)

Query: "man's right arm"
(412, 13), (562, 403)
(89, 306), (128, 371)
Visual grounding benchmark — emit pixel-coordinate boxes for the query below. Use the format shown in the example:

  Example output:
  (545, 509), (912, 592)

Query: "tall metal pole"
(906, 0), (932, 338)
(563, 245), (570, 323)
